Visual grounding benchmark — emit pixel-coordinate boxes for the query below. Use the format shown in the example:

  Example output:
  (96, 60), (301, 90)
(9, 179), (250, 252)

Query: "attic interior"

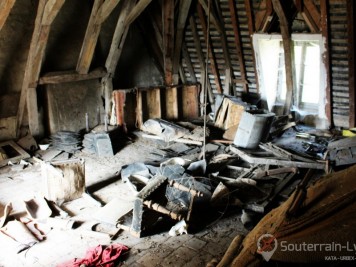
(0, 0), (356, 266)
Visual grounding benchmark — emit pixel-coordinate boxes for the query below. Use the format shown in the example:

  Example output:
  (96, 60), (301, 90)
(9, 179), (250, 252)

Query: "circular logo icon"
(257, 233), (278, 261)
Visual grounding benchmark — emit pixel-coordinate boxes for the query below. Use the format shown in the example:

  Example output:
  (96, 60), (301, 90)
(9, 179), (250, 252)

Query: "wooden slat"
(163, 0), (174, 85)
(189, 16), (214, 104)
(272, 0), (294, 114)
(172, 0), (193, 84)
(147, 88), (161, 119)
(125, 0), (153, 25)
(347, 0), (354, 127)
(228, 0), (248, 93)
(95, 0), (121, 24)
(0, 0), (16, 32)
(182, 85), (200, 118)
(197, 3), (223, 94)
(39, 67), (107, 85)
(320, 0), (333, 126)
(76, 0), (104, 74)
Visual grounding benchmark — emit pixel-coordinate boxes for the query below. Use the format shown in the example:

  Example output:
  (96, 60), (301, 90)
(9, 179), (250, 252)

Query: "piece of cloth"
(57, 244), (129, 267)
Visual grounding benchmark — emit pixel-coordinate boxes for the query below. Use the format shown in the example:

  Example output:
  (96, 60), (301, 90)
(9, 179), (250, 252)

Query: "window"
(253, 34), (327, 126)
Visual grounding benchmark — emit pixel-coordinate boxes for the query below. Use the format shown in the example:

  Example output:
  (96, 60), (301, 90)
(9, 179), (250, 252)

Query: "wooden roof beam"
(271, 0), (294, 114)
(0, 0), (16, 32)
(17, 0), (66, 137)
(125, 0), (153, 25)
(197, 0), (223, 34)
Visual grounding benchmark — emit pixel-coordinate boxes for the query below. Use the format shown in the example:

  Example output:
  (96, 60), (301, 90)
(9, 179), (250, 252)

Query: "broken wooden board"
(0, 141), (30, 167)
(230, 145), (327, 170)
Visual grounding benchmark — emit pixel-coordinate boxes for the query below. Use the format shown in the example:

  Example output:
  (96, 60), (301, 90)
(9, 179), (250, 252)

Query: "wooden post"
(320, 0), (333, 126)
(272, 0), (294, 115)
(182, 85), (200, 118)
(147, 88), (161, 119)
(0, 0), (16, 32)
(348, 0), (355, 127)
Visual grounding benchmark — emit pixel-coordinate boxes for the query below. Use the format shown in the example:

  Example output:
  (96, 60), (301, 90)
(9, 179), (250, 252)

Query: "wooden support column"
(189, 16), (214, 105)
(76, 0), (121, 74)
(320, 0), (332, 126)
(197, 3), (223, 94)
(17, 0), (65, 137)
(136, 90), (143, 129)
(244, 0), (259, 93)
(182, 85), (200, 118)
(0, 0), (16, 32)
(228, 0), (248, 93)
(272, 0), (294, 115)
(348, 0), (355, 127)
(147, 88), (161, 119)
(172, 0), (193, 84)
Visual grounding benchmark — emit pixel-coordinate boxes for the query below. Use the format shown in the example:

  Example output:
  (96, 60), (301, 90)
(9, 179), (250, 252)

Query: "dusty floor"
(0, 136), (249, 267)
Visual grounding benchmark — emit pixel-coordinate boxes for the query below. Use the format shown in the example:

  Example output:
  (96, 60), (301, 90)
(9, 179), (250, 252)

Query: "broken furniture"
(128, 175), (203, 237)
(328, 136), (356, 166)
(0, 140), (30, 167)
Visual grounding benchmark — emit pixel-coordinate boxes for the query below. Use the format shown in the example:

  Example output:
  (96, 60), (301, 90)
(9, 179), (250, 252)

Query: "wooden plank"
(197, 0), (222, 33)
(189, 16), (214, 105)
(113, 90), (126, 126)
(348, 0), (355, 127)
(165, 87), (178, 119)
(182, 42), (197, 83)
(146, 88), (161, 119)
(136, 90), (143, 129)
(228, 0), (248, 93)
(95, 0), (121, 24)
(230, 146), (326, 170)
(163, 0), (174, 85)
(244, 0), (259, 93)
(172, 0), (193, 84)
(0, 0), (16, 32)
(320, 0), (333, 126)
(125, 0), (153, 25)
(39, 67), (106, 84)
(301, 8), (319, 33)
(182, 85), (200, 119)
(272, 0), (294, 115)
(76, 0), (104, 74)
(197, 3), (223, 94)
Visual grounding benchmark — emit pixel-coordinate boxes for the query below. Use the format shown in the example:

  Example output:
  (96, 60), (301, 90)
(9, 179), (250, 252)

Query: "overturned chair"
(214, 164), (356, 266)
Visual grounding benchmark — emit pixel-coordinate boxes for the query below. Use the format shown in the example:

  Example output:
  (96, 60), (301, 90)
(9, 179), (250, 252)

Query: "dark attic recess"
(0, 0), (356, 267)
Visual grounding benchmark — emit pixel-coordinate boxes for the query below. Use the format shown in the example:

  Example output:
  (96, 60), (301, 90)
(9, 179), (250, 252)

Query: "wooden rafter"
(0, 0), (16, 32)
(76, 0), (121, 74)
(172, 0), (193, 84)
(271, 0), (294, 114)
(255, 0), (274, 32)
(189, 16), (214, 104)
(214, 0), (235, 95)
(228, 0), (248, 93)
(299, 0), (320, 33)
(320, 0), (332, 126)
(125, 0), (153, 25)
(197, 0), (222, 34)
(348, 0), (355, 127)
(17, 0), (66, 137)
(244, 0), (259, 93)
(197, 2), (223, 94)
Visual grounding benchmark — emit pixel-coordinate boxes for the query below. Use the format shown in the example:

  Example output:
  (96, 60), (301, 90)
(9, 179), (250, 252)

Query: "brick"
(136, 246), (175, 267)
(164, 234), (193, 249)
